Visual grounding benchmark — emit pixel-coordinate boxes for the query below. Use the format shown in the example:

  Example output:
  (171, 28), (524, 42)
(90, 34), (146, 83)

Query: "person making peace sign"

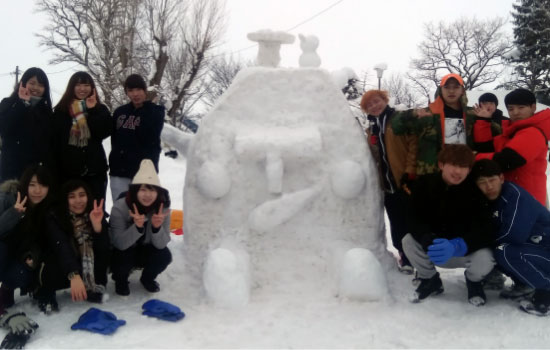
(109, 159), (172, 296)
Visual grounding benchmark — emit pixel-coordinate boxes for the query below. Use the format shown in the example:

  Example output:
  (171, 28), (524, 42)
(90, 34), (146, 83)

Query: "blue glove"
(71, 308), (126, 335)
(142, 299), (185, 322)
(427, 238), (468, 265)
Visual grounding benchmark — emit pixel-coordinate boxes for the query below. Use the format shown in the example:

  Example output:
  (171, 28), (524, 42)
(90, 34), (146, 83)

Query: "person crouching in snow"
(472, 159), (550, 316)
(35, 179), (110, 314)
(109, 159), (172, 296)
(402, 144), (495, 306)
(474, 88), (550, 206)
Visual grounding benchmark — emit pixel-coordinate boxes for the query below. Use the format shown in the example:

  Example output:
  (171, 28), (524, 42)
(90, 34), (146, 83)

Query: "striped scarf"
(69, 100), (91, 147)
(71, 213), (105, 294)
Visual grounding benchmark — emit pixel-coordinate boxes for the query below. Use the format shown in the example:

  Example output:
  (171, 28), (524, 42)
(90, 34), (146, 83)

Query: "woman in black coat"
(0, 67), (54, 182)
(52, 71), (111, 201)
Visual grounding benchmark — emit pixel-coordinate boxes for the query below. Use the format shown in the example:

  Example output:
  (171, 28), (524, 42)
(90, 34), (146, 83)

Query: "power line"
(46, 64), (81, 75)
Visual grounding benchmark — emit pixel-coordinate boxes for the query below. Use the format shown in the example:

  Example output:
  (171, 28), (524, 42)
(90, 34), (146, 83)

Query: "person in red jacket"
(474, 89), (550, 206)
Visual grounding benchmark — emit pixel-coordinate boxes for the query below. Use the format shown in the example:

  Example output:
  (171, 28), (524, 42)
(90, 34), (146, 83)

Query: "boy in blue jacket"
(472, 159), (550, 316)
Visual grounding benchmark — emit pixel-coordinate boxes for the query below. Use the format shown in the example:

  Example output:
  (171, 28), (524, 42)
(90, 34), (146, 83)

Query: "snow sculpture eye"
(330, 160), (365, 199)
(196, 161), (231, 199)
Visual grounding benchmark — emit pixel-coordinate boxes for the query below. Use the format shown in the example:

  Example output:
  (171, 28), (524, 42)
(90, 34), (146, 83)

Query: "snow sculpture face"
(184, 67), (386, 296)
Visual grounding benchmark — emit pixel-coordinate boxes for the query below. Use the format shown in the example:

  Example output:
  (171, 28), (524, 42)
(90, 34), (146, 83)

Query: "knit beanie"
(504, 88), (536, 106)
(470, 159), (502, 181)
(132, 159), (161, 187)
(478, 93), (499, 106)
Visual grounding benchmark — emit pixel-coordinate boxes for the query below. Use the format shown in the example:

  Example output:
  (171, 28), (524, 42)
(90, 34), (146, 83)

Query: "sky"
(0, 0), (517, 103)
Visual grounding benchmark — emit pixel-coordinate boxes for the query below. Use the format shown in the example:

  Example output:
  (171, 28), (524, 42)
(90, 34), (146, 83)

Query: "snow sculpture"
(184, 38), (392, 307)
(298, 34), (321, 68)
(247, 30), (295, 67)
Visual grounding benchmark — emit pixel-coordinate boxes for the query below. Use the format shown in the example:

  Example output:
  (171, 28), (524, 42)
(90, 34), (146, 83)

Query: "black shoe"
(519, 289), (550, 316)
(87, 291), (104, 303)
(466, 276), (486, 307)
(500, 282), (535, 300)
(37, 292), (59, 315)
(115, 281), (130, 296)
(410, 272), (443, 302)
(140, 277), (160, 293)
(481, 268), (506, 291)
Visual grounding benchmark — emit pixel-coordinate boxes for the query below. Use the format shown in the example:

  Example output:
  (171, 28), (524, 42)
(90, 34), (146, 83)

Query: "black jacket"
(109, 101), (164, 178)
(0, 96), (53, 181)
(407, 172), (494, 253)
(52, 103), (111, 180)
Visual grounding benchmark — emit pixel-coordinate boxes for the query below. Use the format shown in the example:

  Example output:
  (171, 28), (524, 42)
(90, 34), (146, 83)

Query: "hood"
(504, 108), (550, 140)
(430, 87), (469, 115)
(0, 180), (19, 194)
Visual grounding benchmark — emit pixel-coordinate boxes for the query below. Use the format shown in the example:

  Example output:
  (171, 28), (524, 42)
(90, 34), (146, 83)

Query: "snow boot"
(481, 267), (506, 291)
(519, 289), (550, 316)
(466, 275), (486, 307)
(115, 281), (130, 296)
(410, 272), (443, 303)
(500, 282), (535, 301)
(140, 277), (160, 293)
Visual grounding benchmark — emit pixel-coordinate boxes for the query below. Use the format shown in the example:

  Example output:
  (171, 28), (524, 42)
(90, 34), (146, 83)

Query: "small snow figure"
(298, 34), (321, 68)
(247, 29), (295, 67)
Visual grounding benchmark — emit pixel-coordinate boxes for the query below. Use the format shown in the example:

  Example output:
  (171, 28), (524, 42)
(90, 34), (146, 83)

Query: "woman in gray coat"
(109, 159), (172, 296)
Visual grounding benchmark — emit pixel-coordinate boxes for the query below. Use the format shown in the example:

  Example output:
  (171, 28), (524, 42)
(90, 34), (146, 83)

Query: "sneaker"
(466, 276), (486, 307)
(410, 272), (444, 303)
(115, 281), (130, 296)
(140, 277), (160, 293)
(499, 282), (535, 300)
(519, 289), (550, 316)
(481, 268), (506, 291)
(37, 293), (59, 315)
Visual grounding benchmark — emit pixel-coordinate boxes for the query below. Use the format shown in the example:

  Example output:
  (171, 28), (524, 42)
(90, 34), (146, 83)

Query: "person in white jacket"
(109, 159), (172, 296)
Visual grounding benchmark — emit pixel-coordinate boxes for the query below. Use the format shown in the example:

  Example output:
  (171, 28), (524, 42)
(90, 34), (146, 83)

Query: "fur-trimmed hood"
(0, 179), (19, 194)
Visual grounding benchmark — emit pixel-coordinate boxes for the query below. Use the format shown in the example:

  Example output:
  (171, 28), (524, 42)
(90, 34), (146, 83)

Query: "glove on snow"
(0, 331), (32, 349)
(142, 299), (185, 322)
(71, 308), (126, 335)
(0, 310), (38, 335)
(427, 238), (468, 265)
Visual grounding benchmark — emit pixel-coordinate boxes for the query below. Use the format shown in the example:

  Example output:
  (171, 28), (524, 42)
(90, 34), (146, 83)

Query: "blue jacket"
(492, 181), (550, 247)
(109, 101), (164, 178)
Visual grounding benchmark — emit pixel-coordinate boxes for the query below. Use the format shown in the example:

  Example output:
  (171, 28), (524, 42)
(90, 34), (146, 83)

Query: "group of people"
(0, 67), (172, 347)
(361, 73), (550, 317)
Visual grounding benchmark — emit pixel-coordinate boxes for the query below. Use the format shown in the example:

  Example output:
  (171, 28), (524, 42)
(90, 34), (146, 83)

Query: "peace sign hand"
(18, 82), (30, 101)
(86, 88), (97, 109)
(151, 203), (168, 229)
(90, 199), (104, 233)
(14, 192), (27, 213)
(129, 203), (145, 228)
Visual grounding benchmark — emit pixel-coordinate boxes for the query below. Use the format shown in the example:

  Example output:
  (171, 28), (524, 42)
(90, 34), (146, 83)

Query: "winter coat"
(0, 96), (53, 181)
(44, 211), (109, 277)
(0, 180), (24, 239)
(474, 108), (550, 205)
(407, 172), (494, 253)
(366, 106), (417, 192)
(109, 197), (171, 251)
(109, 101), (165, 179)
(52, 103), (111, 180)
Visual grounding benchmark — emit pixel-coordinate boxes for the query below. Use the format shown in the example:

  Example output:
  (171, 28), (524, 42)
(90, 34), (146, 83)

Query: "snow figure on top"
(247, 29), (295, 67)
(183, 30), (392, 308)
(298, 34), (321, 68)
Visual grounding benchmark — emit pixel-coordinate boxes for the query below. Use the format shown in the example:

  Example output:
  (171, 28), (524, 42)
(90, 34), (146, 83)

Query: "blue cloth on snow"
(71, 308), (126, 335)
(142, 299), (185, 322)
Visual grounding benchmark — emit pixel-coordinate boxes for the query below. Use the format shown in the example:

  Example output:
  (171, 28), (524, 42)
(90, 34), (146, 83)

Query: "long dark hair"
(55, 71), (100, 113)
(125, 184), (170, 215)
(53, 179), (95, 235)
(17, 164), (55, 237)
(10, 67), (52, 109)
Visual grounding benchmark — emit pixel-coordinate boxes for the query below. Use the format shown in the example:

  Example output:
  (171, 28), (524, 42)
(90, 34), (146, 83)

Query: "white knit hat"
(132, 159), (162, 187)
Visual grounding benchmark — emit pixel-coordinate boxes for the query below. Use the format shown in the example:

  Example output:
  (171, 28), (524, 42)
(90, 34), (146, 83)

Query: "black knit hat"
(470, 159), (502, 181)
(478, 93), (498, 106)
(504, 88), (536, 106)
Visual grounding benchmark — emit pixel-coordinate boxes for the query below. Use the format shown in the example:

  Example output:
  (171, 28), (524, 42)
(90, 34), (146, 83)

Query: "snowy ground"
(8, 149), (550, 349)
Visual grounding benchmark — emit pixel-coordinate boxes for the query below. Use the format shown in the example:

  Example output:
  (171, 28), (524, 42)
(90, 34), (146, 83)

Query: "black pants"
(384, 189), (409, 259)
(0, 242), (35, 290)
(111, 244), (172, 284)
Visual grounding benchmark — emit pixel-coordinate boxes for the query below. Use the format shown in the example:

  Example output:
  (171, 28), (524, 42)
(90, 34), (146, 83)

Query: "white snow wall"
(183, 67), (389, 296)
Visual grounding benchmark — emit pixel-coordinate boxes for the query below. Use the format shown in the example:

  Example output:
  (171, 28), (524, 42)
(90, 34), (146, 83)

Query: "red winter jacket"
(475, 109), (550, 205)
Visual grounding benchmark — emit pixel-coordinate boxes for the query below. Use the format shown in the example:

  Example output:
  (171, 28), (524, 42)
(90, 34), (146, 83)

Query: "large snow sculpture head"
(184, 64), (391, 307)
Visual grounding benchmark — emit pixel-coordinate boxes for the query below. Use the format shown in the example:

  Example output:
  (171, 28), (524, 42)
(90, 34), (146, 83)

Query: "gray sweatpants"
(402, 233), (495, 282)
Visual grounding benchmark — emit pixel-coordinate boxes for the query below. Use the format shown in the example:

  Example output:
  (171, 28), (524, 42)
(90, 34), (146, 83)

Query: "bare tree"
(410, 17), (514, 91)
(383, 73), (426, 108)
(202, 55), (247, 108)
(36, 0), (226, 127)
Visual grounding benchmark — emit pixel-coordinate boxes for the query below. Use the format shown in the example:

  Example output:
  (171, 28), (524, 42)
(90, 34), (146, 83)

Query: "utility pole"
(14, 66), (20, 85)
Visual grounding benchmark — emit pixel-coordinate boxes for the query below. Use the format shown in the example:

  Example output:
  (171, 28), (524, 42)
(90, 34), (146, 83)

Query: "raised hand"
(86, 88), (97, 108)
(151, 203), (168, 229)
(129, 203), (145, 228)
(473, 103), (492, 119)
(18, 82), (30, 101)
(90, 199), (104, 233)
(13, 192), (27, 213)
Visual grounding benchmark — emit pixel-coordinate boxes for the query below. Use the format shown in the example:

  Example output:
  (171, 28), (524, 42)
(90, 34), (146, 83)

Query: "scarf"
(71, 213), (105, 294)
(69, 100), (91, 147)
